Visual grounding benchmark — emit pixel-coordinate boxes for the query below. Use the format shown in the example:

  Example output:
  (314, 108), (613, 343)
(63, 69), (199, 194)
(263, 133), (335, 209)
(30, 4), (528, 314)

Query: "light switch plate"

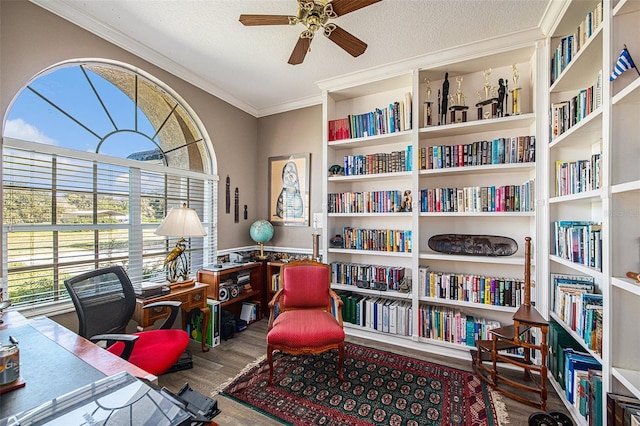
(313, 212), (323, 229)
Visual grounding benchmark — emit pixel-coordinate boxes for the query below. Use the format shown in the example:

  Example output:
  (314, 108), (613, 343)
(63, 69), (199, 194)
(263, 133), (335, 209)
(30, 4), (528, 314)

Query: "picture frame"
(268, 153), (310, 226)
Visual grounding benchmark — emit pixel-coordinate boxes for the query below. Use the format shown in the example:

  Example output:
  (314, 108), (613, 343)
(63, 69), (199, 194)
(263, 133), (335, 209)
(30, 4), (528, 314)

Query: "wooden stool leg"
(491, 335), (498, 386)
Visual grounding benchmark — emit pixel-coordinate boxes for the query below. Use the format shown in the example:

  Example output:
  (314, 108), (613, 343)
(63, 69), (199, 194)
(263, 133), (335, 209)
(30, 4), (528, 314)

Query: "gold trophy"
(510, 64), (521, 115)
(448, 76), (469, 123)
(423, 78), (434, 127)
(475, 68), (499, 119)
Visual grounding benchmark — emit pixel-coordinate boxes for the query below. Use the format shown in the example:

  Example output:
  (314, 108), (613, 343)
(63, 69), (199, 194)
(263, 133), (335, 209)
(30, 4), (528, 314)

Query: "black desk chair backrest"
(64, 265), (136, 339)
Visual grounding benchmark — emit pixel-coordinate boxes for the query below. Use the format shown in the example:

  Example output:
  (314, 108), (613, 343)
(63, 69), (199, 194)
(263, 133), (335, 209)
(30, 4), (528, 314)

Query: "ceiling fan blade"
(329, 0), (381, 17)
(239, 14), (293, 26)
(325, 25), (368, 57)
(288, 34), (313, 65)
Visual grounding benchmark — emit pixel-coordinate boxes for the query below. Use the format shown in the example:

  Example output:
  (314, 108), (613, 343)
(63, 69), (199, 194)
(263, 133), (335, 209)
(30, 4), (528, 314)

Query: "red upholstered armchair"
(266, 259), (345, 384)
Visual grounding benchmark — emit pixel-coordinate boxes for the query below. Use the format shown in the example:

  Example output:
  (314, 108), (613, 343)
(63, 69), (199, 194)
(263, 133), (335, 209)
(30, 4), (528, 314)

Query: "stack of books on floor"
(607, 393), (640, 426)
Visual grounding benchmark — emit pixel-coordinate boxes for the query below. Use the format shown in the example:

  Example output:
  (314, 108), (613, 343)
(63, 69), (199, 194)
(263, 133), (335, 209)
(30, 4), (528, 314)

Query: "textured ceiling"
(31, 0), (554, 117)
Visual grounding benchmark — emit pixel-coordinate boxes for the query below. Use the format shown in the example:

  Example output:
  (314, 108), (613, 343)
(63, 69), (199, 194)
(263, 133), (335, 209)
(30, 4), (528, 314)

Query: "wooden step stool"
(471, 237), (549, 410)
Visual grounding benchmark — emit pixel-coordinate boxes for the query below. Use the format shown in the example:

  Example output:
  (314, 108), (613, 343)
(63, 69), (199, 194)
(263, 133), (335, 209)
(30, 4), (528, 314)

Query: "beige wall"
(256, 105), (323, 250)
(1, 1), (323, 252)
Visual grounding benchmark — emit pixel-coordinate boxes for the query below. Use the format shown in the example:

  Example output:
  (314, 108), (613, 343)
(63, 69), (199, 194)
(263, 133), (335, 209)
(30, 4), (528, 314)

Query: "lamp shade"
(154, 204), (207, 237)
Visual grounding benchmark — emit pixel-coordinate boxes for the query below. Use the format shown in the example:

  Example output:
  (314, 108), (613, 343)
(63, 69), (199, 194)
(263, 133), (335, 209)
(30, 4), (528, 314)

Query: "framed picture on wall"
(268, 153), (310, 226)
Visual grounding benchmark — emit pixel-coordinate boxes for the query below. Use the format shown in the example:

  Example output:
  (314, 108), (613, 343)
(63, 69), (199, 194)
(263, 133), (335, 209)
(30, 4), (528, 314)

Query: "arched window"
(2, 60), (217, 309)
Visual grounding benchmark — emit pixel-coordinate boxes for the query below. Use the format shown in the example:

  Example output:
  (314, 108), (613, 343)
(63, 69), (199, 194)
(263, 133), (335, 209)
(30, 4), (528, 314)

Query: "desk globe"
(250, 220), (273, 260)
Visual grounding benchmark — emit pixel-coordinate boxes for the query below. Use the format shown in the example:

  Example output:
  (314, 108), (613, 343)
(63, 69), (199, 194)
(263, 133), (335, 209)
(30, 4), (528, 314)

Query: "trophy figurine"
(475, 68), (499, 120)
(510, 64), (521, 115)
(448, 76), (469, 123)
(423, 79), (434, 127)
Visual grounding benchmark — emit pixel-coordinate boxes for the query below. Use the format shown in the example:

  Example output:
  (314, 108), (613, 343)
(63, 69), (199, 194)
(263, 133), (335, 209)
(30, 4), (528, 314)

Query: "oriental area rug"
(221, 343), (508, 425)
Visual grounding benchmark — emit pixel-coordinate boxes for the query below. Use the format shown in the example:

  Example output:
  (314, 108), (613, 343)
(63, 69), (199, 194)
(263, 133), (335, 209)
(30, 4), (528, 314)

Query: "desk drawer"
(182, 288), (205, 310)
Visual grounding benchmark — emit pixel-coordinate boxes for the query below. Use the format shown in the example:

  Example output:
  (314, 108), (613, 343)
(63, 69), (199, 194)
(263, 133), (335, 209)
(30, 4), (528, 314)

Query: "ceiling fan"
(239, 0), (382, 65)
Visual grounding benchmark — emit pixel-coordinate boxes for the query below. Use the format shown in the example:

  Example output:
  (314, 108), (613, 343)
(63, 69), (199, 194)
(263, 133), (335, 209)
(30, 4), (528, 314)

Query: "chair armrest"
(329, 290), (344, 327)
(267, 289), (284, 330)
(90, 333), (139, 360)
(143, 300), (182, 330)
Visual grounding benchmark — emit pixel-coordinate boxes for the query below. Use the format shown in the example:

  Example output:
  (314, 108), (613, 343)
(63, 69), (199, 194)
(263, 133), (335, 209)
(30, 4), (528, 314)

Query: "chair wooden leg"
(267, 345), (274, 385)
(337, 343), (344, 382)
(490, 336), (498, 386)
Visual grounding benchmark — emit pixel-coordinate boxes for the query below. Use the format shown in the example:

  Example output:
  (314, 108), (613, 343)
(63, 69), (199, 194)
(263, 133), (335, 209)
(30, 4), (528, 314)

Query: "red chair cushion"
(107, 329), (189, 376)
(268, 310), (345, 349)
(282, 264), (330, 308)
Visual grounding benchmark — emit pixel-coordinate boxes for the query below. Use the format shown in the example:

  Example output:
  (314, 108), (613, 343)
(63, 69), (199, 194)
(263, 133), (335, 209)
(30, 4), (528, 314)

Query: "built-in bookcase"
(544, 0), (640, 424)
(609, 0), (640, 409)
(319, 39), (544, 360)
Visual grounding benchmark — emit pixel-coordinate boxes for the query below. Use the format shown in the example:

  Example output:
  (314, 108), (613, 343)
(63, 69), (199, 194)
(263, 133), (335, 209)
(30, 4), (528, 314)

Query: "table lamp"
(155, 203), (206, 284)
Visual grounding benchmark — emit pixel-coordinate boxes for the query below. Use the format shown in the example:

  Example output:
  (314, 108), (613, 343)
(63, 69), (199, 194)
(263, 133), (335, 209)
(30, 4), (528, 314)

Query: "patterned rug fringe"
(489, 388), (510, 425)
(211, 354), (267, 397)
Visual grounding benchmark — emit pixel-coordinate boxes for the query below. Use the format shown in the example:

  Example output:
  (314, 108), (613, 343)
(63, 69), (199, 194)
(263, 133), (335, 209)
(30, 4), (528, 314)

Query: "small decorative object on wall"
(428, 234), (518, 256)
(226, 175), (231, 214)
(610, 44), (639, 81)
(244, 205), (248, 220)
(269, 153), (310, 226)
(234, 187), (239, 223)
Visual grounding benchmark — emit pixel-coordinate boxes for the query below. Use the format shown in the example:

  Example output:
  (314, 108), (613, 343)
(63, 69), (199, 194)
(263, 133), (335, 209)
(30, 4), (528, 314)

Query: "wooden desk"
(0, 311), (155, 416)
(133, 282), (210, 352)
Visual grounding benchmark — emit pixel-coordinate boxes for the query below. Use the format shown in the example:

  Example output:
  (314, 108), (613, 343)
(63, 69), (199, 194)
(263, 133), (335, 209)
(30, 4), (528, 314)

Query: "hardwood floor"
(158, 319), (572, 425)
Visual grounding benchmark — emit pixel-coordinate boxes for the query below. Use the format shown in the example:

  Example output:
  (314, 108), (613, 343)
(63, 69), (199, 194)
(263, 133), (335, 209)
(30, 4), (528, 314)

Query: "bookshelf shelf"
(548, 107), (603, 149)
(611, 179), (640, 194)
(328, 171), (412, 182)
(333, 283), (412, 300)
(549, 255), (604, 279)
(612, 75), (640, 104)
(613, 0), (640, 17)
(611, 277), (640, 297)
(612, 368), (640, 401)
(419, 252), (528, 266)
(419, 162), (534, 176)
(549, 25), (603, 93)
(419, 211), (534, 218)
(327, 248), (412, 258)
(418, 113), (535, 138)
(548, 188), (604, 204)
(329, 212), (412, 218)
(328, 129), (412, 150)
(418, 296), (518, 313)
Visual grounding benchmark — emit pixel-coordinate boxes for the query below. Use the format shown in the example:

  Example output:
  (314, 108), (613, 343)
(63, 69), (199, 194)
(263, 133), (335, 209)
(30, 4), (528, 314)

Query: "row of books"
(550, 1), (603, 84)
(553, 221), (602, 270)
(338, 227), (412, 253)
(327, 190), (405, 214)
(330, 262), (407, 292)
(551, 273), (602, 354)
(548, 321), (602, 425)
(550, 70), (603, 140)
(337, 292), (413, 336)
(342, 147), (412, 176)
(418, 136), (536, 170)
(418, 305), (501, 347)
(555, 153), (602, 197)
(327, 93), (412, 141)
(269, 272), (280, 292)
(419, 181), (535, 213)
(418, 268), (525, 308)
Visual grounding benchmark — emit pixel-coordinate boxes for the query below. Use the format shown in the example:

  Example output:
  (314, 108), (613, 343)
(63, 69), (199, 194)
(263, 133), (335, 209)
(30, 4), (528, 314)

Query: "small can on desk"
(0, 342), (19, 385)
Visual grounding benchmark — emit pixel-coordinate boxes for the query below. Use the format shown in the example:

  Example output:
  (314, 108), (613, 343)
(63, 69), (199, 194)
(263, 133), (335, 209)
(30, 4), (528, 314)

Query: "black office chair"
(64, 265), (190, 376)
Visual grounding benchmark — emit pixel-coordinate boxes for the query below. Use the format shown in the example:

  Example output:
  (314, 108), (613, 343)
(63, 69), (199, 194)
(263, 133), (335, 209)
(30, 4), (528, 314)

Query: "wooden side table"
(133, 283), (210, 352)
